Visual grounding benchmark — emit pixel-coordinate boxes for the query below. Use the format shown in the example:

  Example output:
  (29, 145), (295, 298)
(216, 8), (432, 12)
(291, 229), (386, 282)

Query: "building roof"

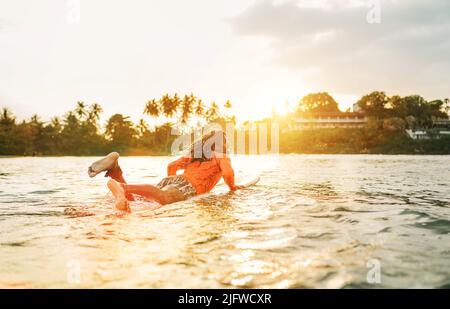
(295, 112), (366, 119)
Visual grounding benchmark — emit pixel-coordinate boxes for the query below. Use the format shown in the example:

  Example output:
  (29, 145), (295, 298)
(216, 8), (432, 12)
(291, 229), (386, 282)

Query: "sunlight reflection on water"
(0, 155), (449, 288)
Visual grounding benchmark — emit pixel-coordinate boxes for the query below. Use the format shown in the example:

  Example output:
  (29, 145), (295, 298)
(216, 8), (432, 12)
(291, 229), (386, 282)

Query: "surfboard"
(175, 175), (260, 206)
(135, 176), (261, 217)
(65, 176), (261, 218)
(241, 176), (260, 188)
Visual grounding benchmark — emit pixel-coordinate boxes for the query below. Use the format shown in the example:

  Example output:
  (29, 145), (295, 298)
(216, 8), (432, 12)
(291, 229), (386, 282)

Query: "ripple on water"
(1, 155), (450, 288)
(1, 241), (29, 247)
(226, 227), (298, 250)
(28, 189), (61, 195)
(414, 219), (450, 235)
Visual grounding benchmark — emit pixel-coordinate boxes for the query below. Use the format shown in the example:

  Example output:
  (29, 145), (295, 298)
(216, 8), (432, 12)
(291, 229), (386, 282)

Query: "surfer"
(88, 130), (244, 212)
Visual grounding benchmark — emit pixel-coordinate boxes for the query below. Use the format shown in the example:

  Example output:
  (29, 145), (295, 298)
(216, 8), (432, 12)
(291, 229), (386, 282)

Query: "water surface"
(0, 155), (449, 288)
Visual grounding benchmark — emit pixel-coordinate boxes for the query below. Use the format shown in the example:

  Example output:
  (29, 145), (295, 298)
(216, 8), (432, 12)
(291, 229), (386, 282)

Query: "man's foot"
(115, 196), (130, 213)
(107, 179), (131, 213)
(88, 152), (120, 178)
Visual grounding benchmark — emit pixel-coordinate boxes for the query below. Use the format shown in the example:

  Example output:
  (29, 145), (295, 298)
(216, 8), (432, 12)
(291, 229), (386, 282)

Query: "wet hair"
(189, 130), (227, 163)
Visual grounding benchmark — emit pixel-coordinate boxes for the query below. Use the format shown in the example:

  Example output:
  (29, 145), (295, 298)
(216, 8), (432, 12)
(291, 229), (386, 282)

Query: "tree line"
(276, 91), (450, 154)
(0, 93), (235, 156)
(1, 91), (449, 156)
(295, 91), (449, 130)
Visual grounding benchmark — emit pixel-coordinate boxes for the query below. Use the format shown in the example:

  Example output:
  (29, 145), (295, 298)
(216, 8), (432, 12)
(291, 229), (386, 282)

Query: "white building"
(353, 103), (362, 113)
(406, 129), (450, 140)
(289, 112), (367, 130)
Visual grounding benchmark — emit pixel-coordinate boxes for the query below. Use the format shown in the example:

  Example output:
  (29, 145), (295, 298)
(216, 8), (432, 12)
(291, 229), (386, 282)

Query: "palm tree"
(195, 99), (205, 117)
(30, 114), (42, 126)
(144, 99), (160, 117)
(180, 94), (195, 123)
(75, 101), (87, 119)
(51, 117), (60, 127)
(172, 93), (182, 110)
(224, 100), (232, 110)
(88, 103), (103, 122)
(161, 93), (179, 118)
(0, 108), (15, 126)
(206, 102), (220, 122)
(137, 118), (149, 136)
(223, 100), (234, 122)
(50, 117), (62, 133)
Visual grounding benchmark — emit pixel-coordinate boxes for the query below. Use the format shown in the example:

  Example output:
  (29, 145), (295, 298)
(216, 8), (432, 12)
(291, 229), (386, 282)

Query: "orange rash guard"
(167, 153), (236, 195)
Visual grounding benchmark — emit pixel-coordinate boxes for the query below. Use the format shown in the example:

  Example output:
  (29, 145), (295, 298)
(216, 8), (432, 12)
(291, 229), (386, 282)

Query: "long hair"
(189, 130), (227, 163)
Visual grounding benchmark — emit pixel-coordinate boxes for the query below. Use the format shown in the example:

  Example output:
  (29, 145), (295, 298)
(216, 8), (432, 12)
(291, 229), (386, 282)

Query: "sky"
(0, 0), (449, 124)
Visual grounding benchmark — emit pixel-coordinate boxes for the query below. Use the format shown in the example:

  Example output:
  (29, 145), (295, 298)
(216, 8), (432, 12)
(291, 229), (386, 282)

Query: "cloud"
(230, 0), (450, 98)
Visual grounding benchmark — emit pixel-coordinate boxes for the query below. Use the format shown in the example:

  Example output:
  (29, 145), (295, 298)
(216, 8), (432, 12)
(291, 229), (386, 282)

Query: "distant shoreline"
(1, 152), (450, 158)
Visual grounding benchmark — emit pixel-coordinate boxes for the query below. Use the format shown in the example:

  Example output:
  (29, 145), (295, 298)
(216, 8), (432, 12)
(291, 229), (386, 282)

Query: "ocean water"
(0, 155), (449, 288)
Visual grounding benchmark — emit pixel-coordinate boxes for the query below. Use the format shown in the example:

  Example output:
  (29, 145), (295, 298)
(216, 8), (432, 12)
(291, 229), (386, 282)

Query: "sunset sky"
(1, 0), (449, 123)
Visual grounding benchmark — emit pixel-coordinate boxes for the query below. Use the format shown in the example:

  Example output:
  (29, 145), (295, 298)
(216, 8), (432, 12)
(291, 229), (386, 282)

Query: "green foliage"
(1, 91), (449, 156)
(105, 114), (138, 152)
(0, 95), (236, 156)
(356, 91), (389, 118)
(297, 92), (340, 115)
(280, 129), (450, 154)
(143, 93), (234, 127)
(354, 92), (449, 128)
(286, 90), (449, 154)
(383, 117), (406, 132)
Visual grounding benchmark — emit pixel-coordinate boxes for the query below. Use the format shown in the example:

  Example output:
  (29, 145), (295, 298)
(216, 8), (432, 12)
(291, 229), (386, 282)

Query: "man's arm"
(167, 156), (190, 176)
(218, 156), (239, 191)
